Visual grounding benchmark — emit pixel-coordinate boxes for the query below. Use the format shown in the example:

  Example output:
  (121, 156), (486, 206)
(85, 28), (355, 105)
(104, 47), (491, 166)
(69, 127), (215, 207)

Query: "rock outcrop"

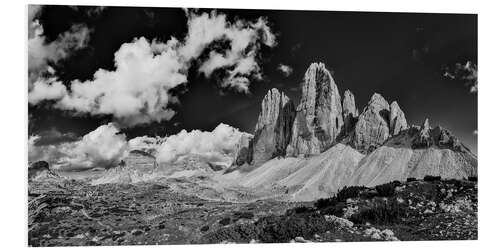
(245, 88), (295, 166)
(352, 93), (391, 152)
(411, 119), (465, 151)
(287, 62), (343, 156)
(342, 90), (358, 134)
(28, 161), (59, 181)
(233, 134), (253, 166)
(389, 101), (408, 135)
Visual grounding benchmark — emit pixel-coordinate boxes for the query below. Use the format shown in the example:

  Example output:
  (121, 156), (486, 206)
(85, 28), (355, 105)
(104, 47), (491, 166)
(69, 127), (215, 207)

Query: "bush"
(375, 183), (396, 197)
(406, 177), (417, 182)
(202, 223), (260, 243)
(234, 211), (254, 219)
(255, 213), (333, 243)
(219, 217), (231, 226)
(337, 186), (367, 202)
(349, 199), (407, 225)
(287, 206), (315, 215)
(468, 176), (478, 182)
(319, 202), (346, 217)
(314, 197), (338, 209)
(423, 175), (442, 182)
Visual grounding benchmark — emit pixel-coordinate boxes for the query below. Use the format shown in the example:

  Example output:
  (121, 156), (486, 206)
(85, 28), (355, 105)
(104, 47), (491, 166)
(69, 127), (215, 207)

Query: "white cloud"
(54, 37), (185, 126)
(29, 122), (248, 170)
(29, 123), (128, 171)
(277, 63), (293, 77)
(28, 10), (277, 127)
(28, 78), (68, 104)
(444, 61), (478, 93)
(28, 21), (91, 83)
(156, 123), (249, 166)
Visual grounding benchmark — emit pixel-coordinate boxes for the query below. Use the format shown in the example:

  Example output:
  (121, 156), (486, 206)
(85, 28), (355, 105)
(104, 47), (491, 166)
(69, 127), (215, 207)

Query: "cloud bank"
(29, 123), (128, 171)
(28, 10), (277, 127)
(29, 123), (248, 171)
(156, 123), (248, 165)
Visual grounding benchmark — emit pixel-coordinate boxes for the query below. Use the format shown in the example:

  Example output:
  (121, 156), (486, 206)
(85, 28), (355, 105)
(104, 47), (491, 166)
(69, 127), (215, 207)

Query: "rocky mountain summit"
(226, 61), (476, 201)
(287, 62), (344, 157)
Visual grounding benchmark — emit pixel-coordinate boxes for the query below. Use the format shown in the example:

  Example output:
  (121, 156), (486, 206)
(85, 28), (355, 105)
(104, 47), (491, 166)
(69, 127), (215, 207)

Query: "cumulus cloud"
(28, 10), (277, 127)
(156, 123), (249, 165)
(128, 135), (164, 155)
(29, 123), (128, 171)
(29, 122), (248, 170)
(444, 61), (478, 93)
(277, 63), (293, 77)
(28, 5), (91, 83)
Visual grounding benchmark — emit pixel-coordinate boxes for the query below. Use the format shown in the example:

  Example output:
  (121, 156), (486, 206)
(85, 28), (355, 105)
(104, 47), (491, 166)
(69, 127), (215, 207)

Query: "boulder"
(389, 101), (408, 135)
(287, 62), (343, 156)
(352, 93), (391, 152)
(249, 88), (295, 166)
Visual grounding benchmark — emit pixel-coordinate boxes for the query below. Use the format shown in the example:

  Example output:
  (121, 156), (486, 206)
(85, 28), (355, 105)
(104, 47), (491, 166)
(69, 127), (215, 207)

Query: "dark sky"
(29, 6), (478, 153)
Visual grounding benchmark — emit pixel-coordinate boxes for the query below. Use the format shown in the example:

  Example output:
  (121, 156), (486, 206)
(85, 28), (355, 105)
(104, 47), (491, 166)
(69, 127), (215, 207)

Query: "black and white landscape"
(28, 5), (477, 246)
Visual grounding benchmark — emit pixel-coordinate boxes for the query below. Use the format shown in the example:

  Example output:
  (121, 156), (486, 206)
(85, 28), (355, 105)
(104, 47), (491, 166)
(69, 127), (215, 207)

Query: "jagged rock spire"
(246, 88), (295, 166)
(342, 89), (358, 133)
(389, 101), (408, 136)
(352, 93), (391, 152)
(286, 62), (343, 156)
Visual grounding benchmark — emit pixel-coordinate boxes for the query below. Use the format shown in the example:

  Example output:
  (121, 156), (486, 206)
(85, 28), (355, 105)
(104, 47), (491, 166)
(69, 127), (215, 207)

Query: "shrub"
(319, 202), (346, 217)
(314, 197), (337, 209)
(337, 186), (367, 202)
(219, 217), (231, 226)
(406, 177), (417, 182)
(375, 183), (396, 197)
(349, 199), (407, 225)
(200, 225), (209, 232)
(202, 223), (260, 243)
(234, 211), (254, 219)
(287, 206), (315, 215)
(468, 176), (478, 182)
(423, 175), (442, 182)
(255, 212), (333, 243)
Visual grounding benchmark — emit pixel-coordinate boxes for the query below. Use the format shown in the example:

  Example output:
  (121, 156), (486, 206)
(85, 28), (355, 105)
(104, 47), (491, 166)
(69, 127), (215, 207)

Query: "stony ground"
(28, 179), (296, 246)
(28, 177), (477, 246)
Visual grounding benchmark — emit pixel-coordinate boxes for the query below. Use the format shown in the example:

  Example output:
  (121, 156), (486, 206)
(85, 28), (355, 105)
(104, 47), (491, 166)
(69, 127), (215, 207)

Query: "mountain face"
(221, 62), (476, 201)
(352, 93), (391, 152)
(250, 88), (296, 166)
(286, 62), (344, 157)
(342, 90), (358, 134)
(233, 88), (295, 167)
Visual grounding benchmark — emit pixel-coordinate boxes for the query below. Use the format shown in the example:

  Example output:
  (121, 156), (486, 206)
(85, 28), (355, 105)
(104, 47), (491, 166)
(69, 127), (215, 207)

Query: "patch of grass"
(256, 212), (333, 243)
(349, 199), (407, 225)
(406, 177), (417, 182)
(287, 206), (315, 215)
